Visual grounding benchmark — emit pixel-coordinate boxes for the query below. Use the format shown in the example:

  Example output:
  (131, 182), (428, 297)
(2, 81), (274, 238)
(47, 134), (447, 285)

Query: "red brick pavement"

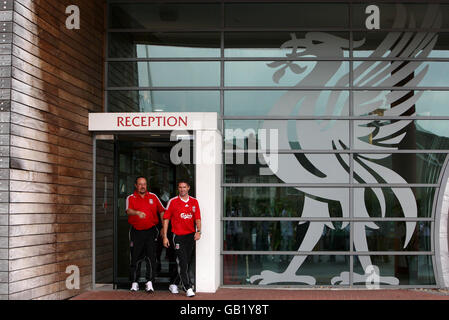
(71, 288), (449, 300)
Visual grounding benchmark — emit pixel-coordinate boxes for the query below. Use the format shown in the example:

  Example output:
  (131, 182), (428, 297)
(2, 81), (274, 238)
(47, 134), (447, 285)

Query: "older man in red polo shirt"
(126, 176), (165, 292)
(162, 180), (201, 297)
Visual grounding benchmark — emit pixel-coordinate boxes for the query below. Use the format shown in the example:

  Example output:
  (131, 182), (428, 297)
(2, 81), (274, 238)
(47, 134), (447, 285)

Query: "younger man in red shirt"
(162, 180), (201, 297)
(126, 176), (165, 292)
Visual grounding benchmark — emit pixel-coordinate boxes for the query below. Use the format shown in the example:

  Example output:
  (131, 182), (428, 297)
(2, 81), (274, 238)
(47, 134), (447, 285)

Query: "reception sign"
(88, 112), (218, 131)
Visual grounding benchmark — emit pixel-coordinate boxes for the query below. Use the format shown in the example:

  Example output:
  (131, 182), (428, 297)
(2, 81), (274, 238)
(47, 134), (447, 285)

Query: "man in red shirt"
(126, 176), (165, 292)
(162, 180), (201, 297)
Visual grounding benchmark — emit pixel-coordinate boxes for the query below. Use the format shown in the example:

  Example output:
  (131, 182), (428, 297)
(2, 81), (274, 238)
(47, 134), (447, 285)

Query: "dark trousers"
(156, 225), (177, 278)
(172, 233), (195, 290)
(166, 230), (178, 284)
(129, 226), (158, 283)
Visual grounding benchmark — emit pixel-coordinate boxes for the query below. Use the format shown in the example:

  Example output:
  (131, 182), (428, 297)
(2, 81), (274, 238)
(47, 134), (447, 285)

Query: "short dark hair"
(135, 176), (147, 185)
(177, 179), (190, 187)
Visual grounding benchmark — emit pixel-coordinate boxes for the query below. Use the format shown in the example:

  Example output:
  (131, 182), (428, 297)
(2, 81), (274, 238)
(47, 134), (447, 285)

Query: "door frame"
(90, 112), (222, 293)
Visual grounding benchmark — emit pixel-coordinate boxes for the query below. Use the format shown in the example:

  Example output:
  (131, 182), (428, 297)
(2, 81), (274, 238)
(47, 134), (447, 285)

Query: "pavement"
(71, 287), (449, 300)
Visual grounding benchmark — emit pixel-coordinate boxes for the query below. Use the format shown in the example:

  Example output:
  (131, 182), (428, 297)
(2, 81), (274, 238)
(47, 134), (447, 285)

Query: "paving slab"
(71, 288), (449, 300)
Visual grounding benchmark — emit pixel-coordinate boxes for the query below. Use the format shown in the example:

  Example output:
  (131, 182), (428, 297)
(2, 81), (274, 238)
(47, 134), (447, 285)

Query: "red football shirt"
(126, 191), (165, 230)
(163, 196), (201, 236)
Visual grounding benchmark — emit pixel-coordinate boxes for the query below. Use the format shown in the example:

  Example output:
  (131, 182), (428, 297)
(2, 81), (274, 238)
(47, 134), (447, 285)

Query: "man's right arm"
(126, 208), (146, 219)
(162, 219), (170, 248)
(161, 202), (172, 248)
(125, 196), (145, 218)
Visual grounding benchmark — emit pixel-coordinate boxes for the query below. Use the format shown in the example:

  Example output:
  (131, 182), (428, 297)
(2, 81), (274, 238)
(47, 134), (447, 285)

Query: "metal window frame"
(92, 135), (96, 289)
(222, 251), (435, 255)
(107, 86), (449, 92)
(104, 0), (449, 289)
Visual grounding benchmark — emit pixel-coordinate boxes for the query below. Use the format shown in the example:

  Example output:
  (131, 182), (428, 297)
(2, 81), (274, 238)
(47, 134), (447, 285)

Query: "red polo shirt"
(126, 191), (165, 230)
(163, 196), (201, 236)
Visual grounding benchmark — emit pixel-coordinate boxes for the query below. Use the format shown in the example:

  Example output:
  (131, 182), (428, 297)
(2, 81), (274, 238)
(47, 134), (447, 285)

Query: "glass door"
(114, 133), (195, 288)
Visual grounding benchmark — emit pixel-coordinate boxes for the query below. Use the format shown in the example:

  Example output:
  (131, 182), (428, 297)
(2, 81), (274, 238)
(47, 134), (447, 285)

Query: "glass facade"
(107, 2), (449, 287)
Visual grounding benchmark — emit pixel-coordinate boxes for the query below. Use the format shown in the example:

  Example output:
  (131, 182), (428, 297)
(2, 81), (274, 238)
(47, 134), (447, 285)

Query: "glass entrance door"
(114, 132), (195, 288)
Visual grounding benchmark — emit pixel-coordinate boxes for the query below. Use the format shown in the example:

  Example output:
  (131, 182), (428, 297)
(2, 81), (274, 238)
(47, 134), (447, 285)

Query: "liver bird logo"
(250, 4), (441, 285)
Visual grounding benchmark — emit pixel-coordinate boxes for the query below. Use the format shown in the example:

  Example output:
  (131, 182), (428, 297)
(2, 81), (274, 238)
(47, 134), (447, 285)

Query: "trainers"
(186, 288), (195, 297)
(169, 284), (179, 294)
(130, 282), (139, 291)
(145, 281), (154, 292)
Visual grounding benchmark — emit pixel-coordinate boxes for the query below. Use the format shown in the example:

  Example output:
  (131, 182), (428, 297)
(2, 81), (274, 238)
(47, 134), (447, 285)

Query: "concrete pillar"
(194, 129), (222, 292)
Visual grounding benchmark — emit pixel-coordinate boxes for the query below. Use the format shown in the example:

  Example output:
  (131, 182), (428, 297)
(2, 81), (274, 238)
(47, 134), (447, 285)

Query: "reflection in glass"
(353, 255), (435, 285)
(353, 153), (446, 184)
(223, 254), (350, 285)
(354, 91), (449, 117)
(224, 221), (350, 251)
(225, 153), (350, 184)
(108, 91), (220, 113)
(428, 33), (449, 57)
(224, 120), (350, 150)
(353, 32), (449, 59)
(354, 120), (449, 150)
(224, 91), (349, 116)
(108, 62), (220, 87)
(355, 187), (436, 218)
(108, 91), (140, 112)
(225, 61), (349, 87)
(136, 33), (220, 58)
(109, 32), (221, 58)
(412, 62), (449, 87)
(353, 32), (400, 58)
(353, 61), (449, 88)
(224, 187), (349, 218)
(109, 3), (220, 29)
(225, 32), (349, 58)
(354, 221), (431, 252)
(225, 3), (349, 28)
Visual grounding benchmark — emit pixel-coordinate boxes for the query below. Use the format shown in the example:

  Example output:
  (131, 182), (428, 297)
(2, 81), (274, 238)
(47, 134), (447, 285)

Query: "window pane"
(352, 32), (449, 59)
(352, 255), (435, 285)
(224, 91), (349, 116)
(354, 221), (431, 251)
(354, 91), (449, 117)
(109, 3), (220, 29)
(225, 3), (349, 28)
(354, 120), (449, 150)
(225, 154), (350, 183)
(108, 91), (140, 112)
(354, 187), (437, 218)
(224, 187), (349, 218)
(223, 254), (350, 286)
(353, 32), (401, 58)
(353, 61), (449, 88)
(108, 91), (220, 113)
(353, 153), (446, 184)
(109, 32), (220, 58)
(225, 32), (349, 58)
(429, 33), (449, 58)
(108, 62), (220, 87)
(225, 61), (349, 87)
(224, 120), (350, 150)
(224, 221), (350, 251)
